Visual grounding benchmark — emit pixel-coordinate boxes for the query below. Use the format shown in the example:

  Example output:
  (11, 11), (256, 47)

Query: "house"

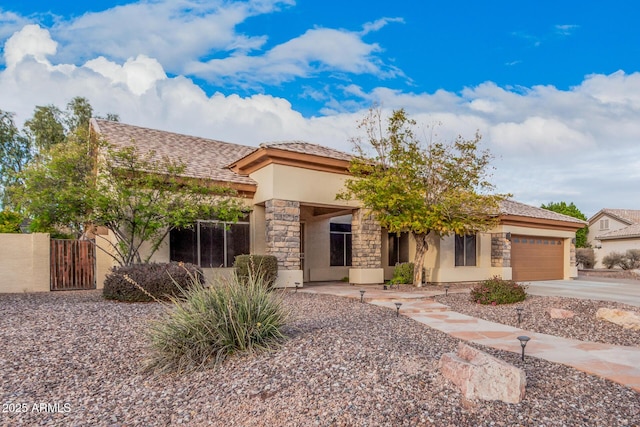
(587, 209), (640, 268)
(90, 119), (586, 287)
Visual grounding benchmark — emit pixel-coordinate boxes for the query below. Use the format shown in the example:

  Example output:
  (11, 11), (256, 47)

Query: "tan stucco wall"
(250, 164), (359, 208)
(0, 233), (50, 293)
(587, 214), (628, 243)
(304, 216), (351, 282)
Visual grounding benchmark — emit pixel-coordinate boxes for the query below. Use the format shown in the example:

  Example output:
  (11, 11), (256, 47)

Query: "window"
(170, 219), (250, 268)
(455, 234), (476, 266)
(330, 223), (352, 266)
(599, 219), (609, 230)
(388, 232), (409, 266)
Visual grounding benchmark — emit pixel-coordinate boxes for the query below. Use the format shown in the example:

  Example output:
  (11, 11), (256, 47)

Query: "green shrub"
(103, 262), (203, 302)
(602, 252), (625, 269)
(470, 276), (527, 305)
(576, 248), (596, 269)
(390, 262), (414, 285)
(144, 272), (289, 373)
(234, 255), (278, 289)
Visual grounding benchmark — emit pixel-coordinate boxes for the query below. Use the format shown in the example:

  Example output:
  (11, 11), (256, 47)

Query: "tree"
(339, 108), (506, 286)
(91, 144), (245, 266)
(540, 201), (588, 248)
(0, 110), (31, 209)
(0, 210), (22, 233)
(24, 105), (66, 152)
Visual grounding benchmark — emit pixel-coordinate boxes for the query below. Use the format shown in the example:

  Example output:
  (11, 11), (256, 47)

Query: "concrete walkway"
(298, 283), (640, 393)
(526, 279), (640, 307)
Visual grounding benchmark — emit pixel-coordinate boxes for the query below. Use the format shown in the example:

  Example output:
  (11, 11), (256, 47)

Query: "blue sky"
(1, 0), (639, 217)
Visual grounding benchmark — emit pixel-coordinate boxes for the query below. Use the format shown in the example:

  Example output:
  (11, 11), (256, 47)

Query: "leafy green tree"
(541, 201), (588, 248)
(0, 110), (31, 209)
(339, 108), (506, 286)
(91, 144), (245, 266)
(24, 105), (66, 152)
(0, 210), (23, 233)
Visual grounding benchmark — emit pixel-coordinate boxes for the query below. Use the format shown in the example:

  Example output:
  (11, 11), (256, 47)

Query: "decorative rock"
(547, 308), (575, 319)
(439, 342), (526, 404)
(596, 308), (640, 330)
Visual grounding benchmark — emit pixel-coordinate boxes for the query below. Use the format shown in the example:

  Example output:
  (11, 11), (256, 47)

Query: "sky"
(1, 0), (639, 218)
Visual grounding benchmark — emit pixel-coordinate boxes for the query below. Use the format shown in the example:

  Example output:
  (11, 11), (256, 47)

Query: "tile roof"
(595, 209), (640, 225)
(91, 119), (257, 185)
(260, 141), (353, 162)
(597, 224), (640, 240)
(499, 199), (587, 225)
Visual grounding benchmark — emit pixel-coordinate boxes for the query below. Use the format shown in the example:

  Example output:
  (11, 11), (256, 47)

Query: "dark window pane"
(399, 233), (409, 263)
(455, 234), (465, 266)
(330, 223), (352, 233)
(388, 234), (398, 266)
(465, 234), (476, 266)
(330, 233), (345, 266)
(226, 223), (250, 267)
(346, 233), (352, 266)
(200, 223), (224, 268)
(170, 227), (197, 264)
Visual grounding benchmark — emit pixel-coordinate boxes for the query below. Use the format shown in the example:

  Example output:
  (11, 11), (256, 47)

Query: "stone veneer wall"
(265, 199), (300, 270)
(491, 233), (511, 267)
(351, 209), (382, 268)
(570, 239), (576, 266)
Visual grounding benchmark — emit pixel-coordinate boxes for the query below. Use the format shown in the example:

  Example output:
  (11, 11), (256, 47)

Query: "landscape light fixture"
(517, 335), (531, 361)
(360, 290), (365, 303)
(295, 282), (300, 293)
(516, 307), (524, 325)
(395, 302), (402, 317)
(444, 285), (450, 296)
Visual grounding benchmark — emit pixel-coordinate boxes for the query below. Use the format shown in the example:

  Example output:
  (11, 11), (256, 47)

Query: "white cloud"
(185, 26), (403, 85)
(1, 25), (640, 217)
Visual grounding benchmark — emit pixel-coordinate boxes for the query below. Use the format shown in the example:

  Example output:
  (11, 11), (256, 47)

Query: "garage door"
(511, 236), (564, 281)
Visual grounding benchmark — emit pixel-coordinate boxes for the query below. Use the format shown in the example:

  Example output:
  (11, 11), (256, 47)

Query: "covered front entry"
(511, 235), (564, 281)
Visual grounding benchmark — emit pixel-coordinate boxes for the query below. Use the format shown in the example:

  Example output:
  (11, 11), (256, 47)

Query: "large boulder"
(439, 343), (526, 404)
(596, 308), (640, 330)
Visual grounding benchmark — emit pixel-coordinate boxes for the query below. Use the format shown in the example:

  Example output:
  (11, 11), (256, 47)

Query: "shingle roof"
(499, 199), (587, 225)
(597, 224), (640, 240)
(259, 141), (352, 162)
(91, 119), (257, 185)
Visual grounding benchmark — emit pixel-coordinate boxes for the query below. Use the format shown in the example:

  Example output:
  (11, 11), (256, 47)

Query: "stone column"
(349, 209), (384, 284)
(491, 233), (511, 267)
(265, 199), (302, 287)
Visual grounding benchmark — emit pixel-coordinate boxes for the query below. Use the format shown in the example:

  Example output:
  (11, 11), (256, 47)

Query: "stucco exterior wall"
(593, 238), (640, 269)
(250, 164), (359, 208)
(0, 233), (50, 293)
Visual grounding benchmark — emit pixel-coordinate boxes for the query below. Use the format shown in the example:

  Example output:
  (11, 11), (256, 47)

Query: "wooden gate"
(50, 239), (96, 290)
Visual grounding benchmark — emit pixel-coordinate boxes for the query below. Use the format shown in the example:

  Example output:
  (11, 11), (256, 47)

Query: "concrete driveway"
(525, 278), (640, 307)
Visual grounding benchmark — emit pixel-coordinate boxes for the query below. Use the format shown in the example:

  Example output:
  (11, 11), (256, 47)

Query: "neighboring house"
(587, 209), (640, 268)
(90, 119), (586, 287)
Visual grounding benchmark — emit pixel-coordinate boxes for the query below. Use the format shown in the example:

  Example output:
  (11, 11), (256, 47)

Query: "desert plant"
(470, 276), (527, 305)
(620, 249), (640, 270)
(103, 262), (203, 302)
(602, 252), (625, 269)
(144, 271), (289, 373)
(576, 248), (596, 269)
(390, 262), (414, 285)
(233, 254), (278, 289)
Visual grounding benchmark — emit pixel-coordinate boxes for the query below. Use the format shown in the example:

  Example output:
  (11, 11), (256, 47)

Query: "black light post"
(516, 307), (524, 325)
(444, 285), (450, 296)
(295, 282), (300, 293)
(395, 302), (402, 317)
(517, 335), (530, 361)
(360, 290), (365, 303)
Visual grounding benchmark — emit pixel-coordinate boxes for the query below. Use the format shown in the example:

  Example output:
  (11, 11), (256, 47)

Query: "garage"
(511, 235), (564, 281)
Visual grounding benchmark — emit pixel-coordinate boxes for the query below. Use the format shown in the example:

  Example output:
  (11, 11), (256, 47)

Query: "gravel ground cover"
(0, 290), (638, 426)
(436, 292), (640, 347)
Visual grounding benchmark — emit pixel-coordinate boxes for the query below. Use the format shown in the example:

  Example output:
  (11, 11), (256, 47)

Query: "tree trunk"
(413, 233), (429, 287)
